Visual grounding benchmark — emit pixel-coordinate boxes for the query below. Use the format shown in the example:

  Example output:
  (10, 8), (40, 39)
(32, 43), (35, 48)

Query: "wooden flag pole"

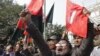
(43, 0), (46, 40)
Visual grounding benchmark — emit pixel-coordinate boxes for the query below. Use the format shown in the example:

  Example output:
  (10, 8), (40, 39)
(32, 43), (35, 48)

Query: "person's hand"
(20, 9), (31, 24)
(83, 8), (90, 16)
(61, 30), (67, 39)
(25, 13), (31, 24)
(19, 9), (28, 17)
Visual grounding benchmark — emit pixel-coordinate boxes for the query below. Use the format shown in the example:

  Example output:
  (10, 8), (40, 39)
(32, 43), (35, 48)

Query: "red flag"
(23, 30), (29, 35)
(66, 0), (89, 38)
(27, 37), (33, 44)
(17, 17), (24, 29)
(17, 17), (29, 35)
(27, 0), (43, 15)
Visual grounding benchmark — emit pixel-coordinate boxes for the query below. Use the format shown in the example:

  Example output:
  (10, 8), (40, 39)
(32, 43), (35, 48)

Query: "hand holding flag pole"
(61, 30), (67, 39)
(66, 0), (91, 38)
(9, 10), (29, 45)
(43, 0), (46, 40)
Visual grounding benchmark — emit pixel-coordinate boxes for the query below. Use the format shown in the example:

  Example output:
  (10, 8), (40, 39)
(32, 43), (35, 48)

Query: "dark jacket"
(26, 21), (52, 56)
(15, 51), (26, 56)
(71, 23), (94, 56)
(26, 20), (94, 56)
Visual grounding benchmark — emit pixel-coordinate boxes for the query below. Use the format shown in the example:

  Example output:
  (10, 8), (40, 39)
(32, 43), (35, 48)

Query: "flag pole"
(43, 0), (46, 40)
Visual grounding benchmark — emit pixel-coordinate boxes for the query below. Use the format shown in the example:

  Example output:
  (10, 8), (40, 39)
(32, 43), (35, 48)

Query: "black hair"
(60, 39), (72, 50)
(0, 44), (4, 49)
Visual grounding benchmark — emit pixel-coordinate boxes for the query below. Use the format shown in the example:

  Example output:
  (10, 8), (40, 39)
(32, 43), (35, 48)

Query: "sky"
(13, 0), (100, 26)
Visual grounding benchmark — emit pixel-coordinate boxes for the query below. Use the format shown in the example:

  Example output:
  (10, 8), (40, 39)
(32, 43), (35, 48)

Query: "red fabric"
(17, 18), (24, 29)
(66, 0), (89, 38)
(23, 30), (29, 35)
(17, 17), (27, 29)
(27, 37), (33, 43)
(27, 0), (43, 15)
(17, 17), (29, 35)
(23, 23), (29, 35)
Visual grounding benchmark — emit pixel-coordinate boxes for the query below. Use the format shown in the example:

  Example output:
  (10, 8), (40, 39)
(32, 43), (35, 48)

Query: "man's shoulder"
(93, 46), (100, 50)
(92, 46), (100, 53)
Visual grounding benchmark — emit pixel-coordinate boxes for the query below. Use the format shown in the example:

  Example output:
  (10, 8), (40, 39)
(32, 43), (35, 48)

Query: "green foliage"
(46, 23), (66, 38)
(0, 0), (23, 40)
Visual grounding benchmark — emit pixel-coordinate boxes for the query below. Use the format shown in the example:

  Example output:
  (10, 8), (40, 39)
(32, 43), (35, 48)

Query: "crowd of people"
(0, 8), (100, 56)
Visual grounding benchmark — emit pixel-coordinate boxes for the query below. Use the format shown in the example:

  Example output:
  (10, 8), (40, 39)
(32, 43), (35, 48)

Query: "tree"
(0, 0), (23, 44)
(45, 23), (67, 40)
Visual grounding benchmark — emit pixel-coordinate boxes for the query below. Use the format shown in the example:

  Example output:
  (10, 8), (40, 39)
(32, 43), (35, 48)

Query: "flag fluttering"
(66, 0), (90, 38)
(27, 0), (44, 15)
(9, 0), (44, 44)
(27, 0), (43, 33)
(46, 4), (54, 24)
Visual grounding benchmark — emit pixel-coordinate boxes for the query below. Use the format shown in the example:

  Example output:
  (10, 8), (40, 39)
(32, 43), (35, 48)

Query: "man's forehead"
(58, 40), (67, 44)
(73, 35), (83, 39)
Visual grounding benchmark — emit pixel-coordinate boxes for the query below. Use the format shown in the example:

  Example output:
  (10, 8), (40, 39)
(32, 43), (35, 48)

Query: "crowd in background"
(0, 8), (100, 56)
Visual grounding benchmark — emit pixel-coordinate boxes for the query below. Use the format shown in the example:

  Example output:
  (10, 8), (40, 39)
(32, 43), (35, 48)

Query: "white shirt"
(90, 46), (100, 56)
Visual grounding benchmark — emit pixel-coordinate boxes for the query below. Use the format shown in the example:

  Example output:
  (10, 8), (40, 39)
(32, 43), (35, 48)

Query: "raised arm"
(75, 23), (94, 56)
(26, 20), (52, 56)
